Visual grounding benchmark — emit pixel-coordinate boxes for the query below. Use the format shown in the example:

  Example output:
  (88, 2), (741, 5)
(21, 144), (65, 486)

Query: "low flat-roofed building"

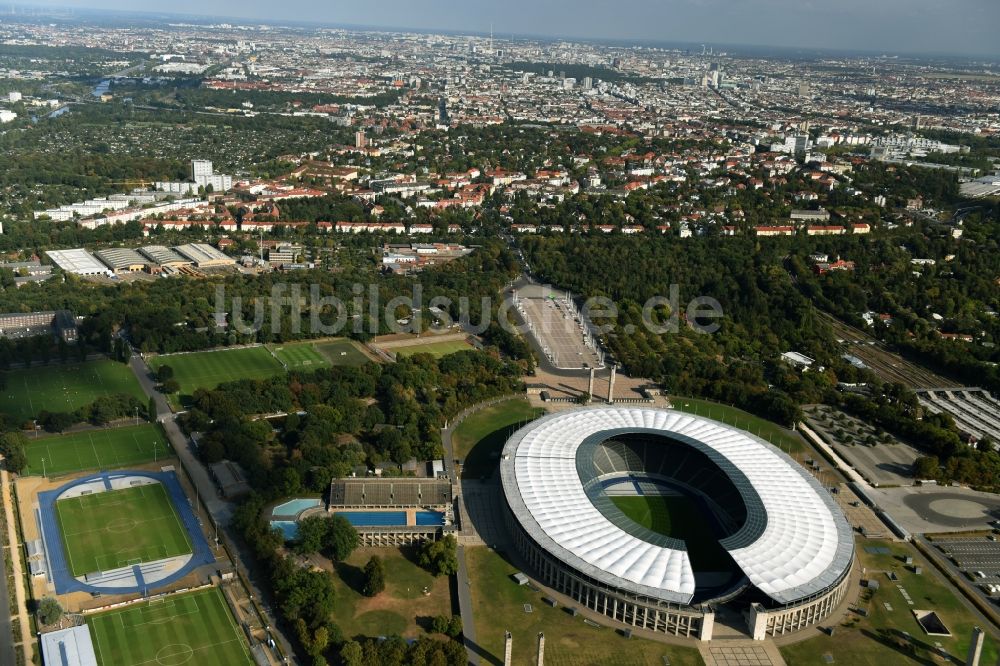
(173, 243), (236, 268)
(95, 247), (149, 273)
(139, 245), (192, 267)
(44, 249), (108, 276)
(41, 625), (98, 666)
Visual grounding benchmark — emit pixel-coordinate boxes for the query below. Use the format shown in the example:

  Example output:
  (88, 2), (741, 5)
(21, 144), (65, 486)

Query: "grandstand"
(327, 477), (454, 546)
(501, 407), (855, 640)
(329, 478), (452, 508)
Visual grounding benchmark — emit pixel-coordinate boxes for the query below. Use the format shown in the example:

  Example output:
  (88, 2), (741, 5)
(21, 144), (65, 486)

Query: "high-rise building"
(582, 77), (593, 90)
(355, 131), (367, 149)
(7, 91), (21, 103)
(191, 160), (213, 181)
(798, 83), (810, 98)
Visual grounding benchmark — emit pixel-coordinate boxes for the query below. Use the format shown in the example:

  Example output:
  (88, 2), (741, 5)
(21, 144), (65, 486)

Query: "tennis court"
(56, 482), (193, 576)
(25, 424), (169, 476)
(86, 586), (253, 666)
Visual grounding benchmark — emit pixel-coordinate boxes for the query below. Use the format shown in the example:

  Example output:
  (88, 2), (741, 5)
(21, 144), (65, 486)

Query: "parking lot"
(803, 405), (921, 486)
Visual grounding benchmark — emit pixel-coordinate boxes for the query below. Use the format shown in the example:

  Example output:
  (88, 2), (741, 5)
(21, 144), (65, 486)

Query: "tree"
(157, 365), (174, 382)
(0, 432), (28, 473)
(446, 615), (463, 639)
(362, 555), (386, 597)
(294, 516), (328, 554)
(324, 514), (359, 561)
(161, 379), (180, 394)
(340, 640), (363, 666)
(417, 534), (458, 576)
(914, 455), (940, 480)
(36, 597), (62, 625)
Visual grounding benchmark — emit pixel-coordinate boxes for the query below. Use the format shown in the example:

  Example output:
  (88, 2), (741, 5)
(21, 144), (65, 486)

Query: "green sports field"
(314, 338), (373, 366)
(56, 483), (192, 576)
(25, 424), (169, 477)
(393, 340), (473, 358)
(0, 360), (145, 423)
(149, 346), (284, 397)
(87, 587), (253, 666)
(611, 494), (733, 572)
(267, 341), (330, 370)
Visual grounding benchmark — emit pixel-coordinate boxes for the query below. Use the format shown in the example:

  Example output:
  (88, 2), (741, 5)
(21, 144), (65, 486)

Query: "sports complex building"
(500, 407), (855, 640)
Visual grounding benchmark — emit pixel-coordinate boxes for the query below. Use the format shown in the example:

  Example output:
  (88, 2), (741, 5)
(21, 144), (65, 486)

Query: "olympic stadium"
(499, 406), (855, 640)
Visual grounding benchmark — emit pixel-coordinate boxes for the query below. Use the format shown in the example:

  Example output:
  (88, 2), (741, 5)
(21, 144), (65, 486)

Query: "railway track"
(819, 312), (961, 389)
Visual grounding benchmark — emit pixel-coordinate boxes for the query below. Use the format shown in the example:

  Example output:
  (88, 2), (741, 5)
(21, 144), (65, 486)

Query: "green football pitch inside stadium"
(0, 360), (145, 422)
(56, 483), (192, 577)
(86, 587), (253, 666)
(611, 494), (734, 571)
(25, 423), (169, 477)
(149, 346), (284, 396)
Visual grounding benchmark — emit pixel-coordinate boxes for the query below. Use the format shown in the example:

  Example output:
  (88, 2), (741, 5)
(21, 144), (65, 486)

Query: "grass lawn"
(0, 360), (145, 423)
(781, 539), (999, 665)
(393, 340), (473, 358)
(267, 341), (330, 371)
(24, 423), (169, 477)
(149, 346), (284, 399)
(56, 483), (192, 576)
(329, 546), (452, 639)
(87, 586), (253, 666)
(670, 396), (806, 454)
(451, 398), (545, 479)
(314, 338), (374, 367)
(466, 546), (702, 666)
(611, 495), (732, 572)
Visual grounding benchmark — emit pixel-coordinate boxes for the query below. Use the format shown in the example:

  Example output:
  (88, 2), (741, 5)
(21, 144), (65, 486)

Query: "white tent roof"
(500, 406), (853, 606)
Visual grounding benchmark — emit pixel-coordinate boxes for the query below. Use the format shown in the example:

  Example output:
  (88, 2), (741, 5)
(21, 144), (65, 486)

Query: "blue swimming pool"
(271, 520), (299, 540)
(272, 498), (322, 518)
(333, 510), (446, 527)
(415, 511), (446, 526)
(272, 510), (446, 539)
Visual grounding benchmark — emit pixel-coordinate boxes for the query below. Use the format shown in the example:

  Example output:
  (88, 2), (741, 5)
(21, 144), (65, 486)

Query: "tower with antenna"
(490, 23), (494, 59)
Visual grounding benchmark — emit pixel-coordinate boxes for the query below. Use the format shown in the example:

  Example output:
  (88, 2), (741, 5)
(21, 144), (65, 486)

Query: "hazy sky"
(23, 1), (1000, 57)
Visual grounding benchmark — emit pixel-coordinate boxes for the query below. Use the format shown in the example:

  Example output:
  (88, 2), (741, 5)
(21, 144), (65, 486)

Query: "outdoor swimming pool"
(271, 520), (299, 540)
(270, 509), (446, 540)
(272, 498), (322, 518)
(332, 510), (443, 526)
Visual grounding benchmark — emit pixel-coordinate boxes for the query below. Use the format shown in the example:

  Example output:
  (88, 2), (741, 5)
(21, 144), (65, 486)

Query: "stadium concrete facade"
(500, 407), (854, 640)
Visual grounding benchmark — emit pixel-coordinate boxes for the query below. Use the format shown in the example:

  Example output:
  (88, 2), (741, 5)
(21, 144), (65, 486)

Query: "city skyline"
(15, 0), (1000, 58)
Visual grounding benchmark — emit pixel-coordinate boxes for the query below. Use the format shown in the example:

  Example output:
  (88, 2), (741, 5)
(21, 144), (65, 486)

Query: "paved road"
(0, 476), (16, 666)
(455, 545), (481, 666)
(1, 469), (31, 664)
(128, 354), (295, 664)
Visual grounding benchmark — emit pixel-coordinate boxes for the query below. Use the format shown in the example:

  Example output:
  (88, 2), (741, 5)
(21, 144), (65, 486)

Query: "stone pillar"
(588, 367), (595, 402)
(966, 626), (984, 666)
(607, 365), (616, 404)
(504, 631), (513, 666)
(748, 603), (768, 640)
(699, 608), (714, 641)
(536, 632), (545, 666)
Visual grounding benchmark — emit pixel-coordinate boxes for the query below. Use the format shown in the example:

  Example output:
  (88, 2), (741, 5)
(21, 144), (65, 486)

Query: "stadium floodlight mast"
(41, 457), (45, 478)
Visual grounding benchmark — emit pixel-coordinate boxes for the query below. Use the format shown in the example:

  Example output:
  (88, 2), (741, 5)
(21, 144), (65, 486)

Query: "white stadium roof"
(500, 406), (854, 606)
